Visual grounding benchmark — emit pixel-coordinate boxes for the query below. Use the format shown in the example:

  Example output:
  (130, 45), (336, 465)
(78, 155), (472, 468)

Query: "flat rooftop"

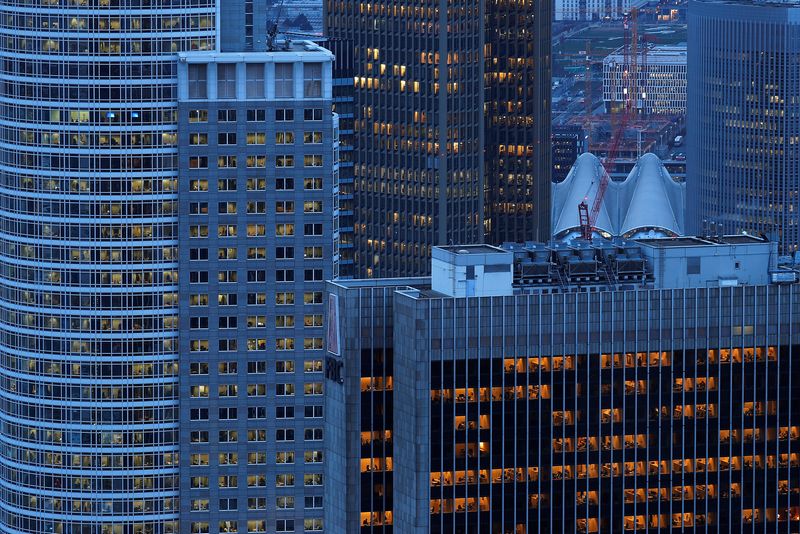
(636, 235), (768, 248)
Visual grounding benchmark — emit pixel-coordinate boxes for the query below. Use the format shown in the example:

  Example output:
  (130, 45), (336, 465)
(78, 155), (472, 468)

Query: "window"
(303, 63), (323, 97)
(218, 270), (237, 283)
(303, 131), (323, 144)
(276, 108), (294, 121)
(248, 406), (267, 419)
(191, 431), (209, 443)
(276, 520), (294, 533)
(188, 64), (207, 99)
(276, 428), (294, 441)
(276, 270), (295, 282)
(190, 317), (208, 329)
(218, 475), (238, 488)
(303, 155), (323, 167)
(304, 247), (323, 259)
(275, 63), (294, 97)
(276, 224), (294, 237)
(304, 359), (323, 372)
(276, 178), (294, 190)
(217, 64), (236, 99)
(304, 405), (323, 418)
(304, 291), (323, 304)
(190, 202), (208, 215)
(276, 292), (295, 305)
(304, 428), (323, 441)
(218, 201), (237, 214)
(190, 271), (209, 283)
(189, 157), (208, 169)
(219, 430), (238, 443)
(219, 498), (238, 511)
(189, 248), (208, 262)
(276, 155), (294, 167)
(276, 200), (294, 213)
(219, 361), (238, 374)
(303, 473), (323, 486)
(246, 63), (264, 98)
(304, 108), (323, 121)
(247, 201), (266, 214)
(276, 406), (295, 419)
(218, 407), (238, 420)
(247, 132), (266, 145)
(218, 132), (237, 145)
(248, 498), (266, 511)
(190, 362), (209, 374)
(218, 178), (237, 191)
(276, 496), (295, 509)
(305, 496), (323, 510)
(189, 133), (208, 145)
(304, 178), (323, 190)
(276, 131), (295, 144)
(276, 360), (295, 373)
(276, 246), (294, 260)
(247, 270), (266, 282)
(304, 269), (323, 281)
(217, 155), (237, 168)
(246, 109), (266, 122)
(248, 361), (267, 373)
(275, 384), (294, 397)
(189, 109), (208, 122)
(275, 473), (295, 487)
(247, 178), (266, 191)
(218, 316), (238, 328)
(304, 223), (323, 236)
(218, 109), (237, 122)
(304, 382), (323, 395)
(304, 201), (323, 213)
(190, 408), (208, 421)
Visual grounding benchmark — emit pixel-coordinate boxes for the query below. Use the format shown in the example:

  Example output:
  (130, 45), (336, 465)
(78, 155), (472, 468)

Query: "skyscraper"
(325, 0), (551, 278)
(326, 238), (800, 532)
(484, 0), (552, 245)
(177, 45), (337, 533)
(0, 4), (215, 533)
(687, 0), (800, 252)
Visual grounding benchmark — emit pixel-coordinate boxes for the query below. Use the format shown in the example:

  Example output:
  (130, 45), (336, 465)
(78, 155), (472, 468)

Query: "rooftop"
(437, 245), (508, 255)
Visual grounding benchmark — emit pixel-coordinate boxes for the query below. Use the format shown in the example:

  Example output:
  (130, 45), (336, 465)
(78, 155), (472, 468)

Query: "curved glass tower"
(688, 0), (800, 252)
(0, 2), (215, 533)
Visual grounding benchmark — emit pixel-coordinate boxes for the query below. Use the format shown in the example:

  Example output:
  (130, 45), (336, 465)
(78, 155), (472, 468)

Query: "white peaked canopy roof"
(552, 152), (685, 238)
(619, 153), (685, 236)
(552, 153), (615, 237)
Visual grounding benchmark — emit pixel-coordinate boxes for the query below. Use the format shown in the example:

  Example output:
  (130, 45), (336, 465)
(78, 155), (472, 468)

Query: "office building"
(325, 0), (551, 277)
(603, 45), (687, 115)
(555, 0), (647, 21)
(484, 0), (552, 245)
(688, 0), (800, 252)
(326, 238), (800, 532)
(177, 44), (337, 533)
(552, 126), (584, 183)
(0, 3), (215, 533)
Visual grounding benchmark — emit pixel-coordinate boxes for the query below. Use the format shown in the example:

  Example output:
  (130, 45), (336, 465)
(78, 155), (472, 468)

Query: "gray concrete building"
(326, 237), (800, 532)
(177, 43), (338, 533)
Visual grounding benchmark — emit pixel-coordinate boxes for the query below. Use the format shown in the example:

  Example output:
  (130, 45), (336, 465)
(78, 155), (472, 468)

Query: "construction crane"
(578, 8), (638, 241)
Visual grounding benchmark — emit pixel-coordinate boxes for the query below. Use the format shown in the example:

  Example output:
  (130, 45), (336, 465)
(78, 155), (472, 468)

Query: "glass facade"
(687, 0), (800, 252)
(0, 2), (214, 532)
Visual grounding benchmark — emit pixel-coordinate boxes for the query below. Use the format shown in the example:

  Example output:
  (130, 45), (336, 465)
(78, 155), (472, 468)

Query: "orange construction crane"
(578, 8), (638, 241)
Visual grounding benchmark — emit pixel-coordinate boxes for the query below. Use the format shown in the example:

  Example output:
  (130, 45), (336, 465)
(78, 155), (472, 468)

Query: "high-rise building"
(326, 238), (800, 532)
(484, 0), (552, 246)
(687, 0), (800, 252)
(325, 0), (551, 278)
(177, 44), (337, 533)
(0, 4), (215, 533)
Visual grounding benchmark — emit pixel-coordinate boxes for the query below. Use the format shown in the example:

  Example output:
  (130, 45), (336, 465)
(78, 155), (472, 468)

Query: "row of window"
(187, 177), (322, 197)
(190, 405), (323, 421)
(189, 131), (323, 146)
(187, 62), (323, 100)
(190, 517), (322, 534)
(189, 428), (323, 443)
(189, 383), (323, 397)
(188, 108), (323, 123)
(188, 154), (324, 169)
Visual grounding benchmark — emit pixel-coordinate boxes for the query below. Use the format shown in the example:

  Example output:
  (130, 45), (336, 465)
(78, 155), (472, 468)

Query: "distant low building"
(603, 45), (687, 115)
(555, 0), (647, 21)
